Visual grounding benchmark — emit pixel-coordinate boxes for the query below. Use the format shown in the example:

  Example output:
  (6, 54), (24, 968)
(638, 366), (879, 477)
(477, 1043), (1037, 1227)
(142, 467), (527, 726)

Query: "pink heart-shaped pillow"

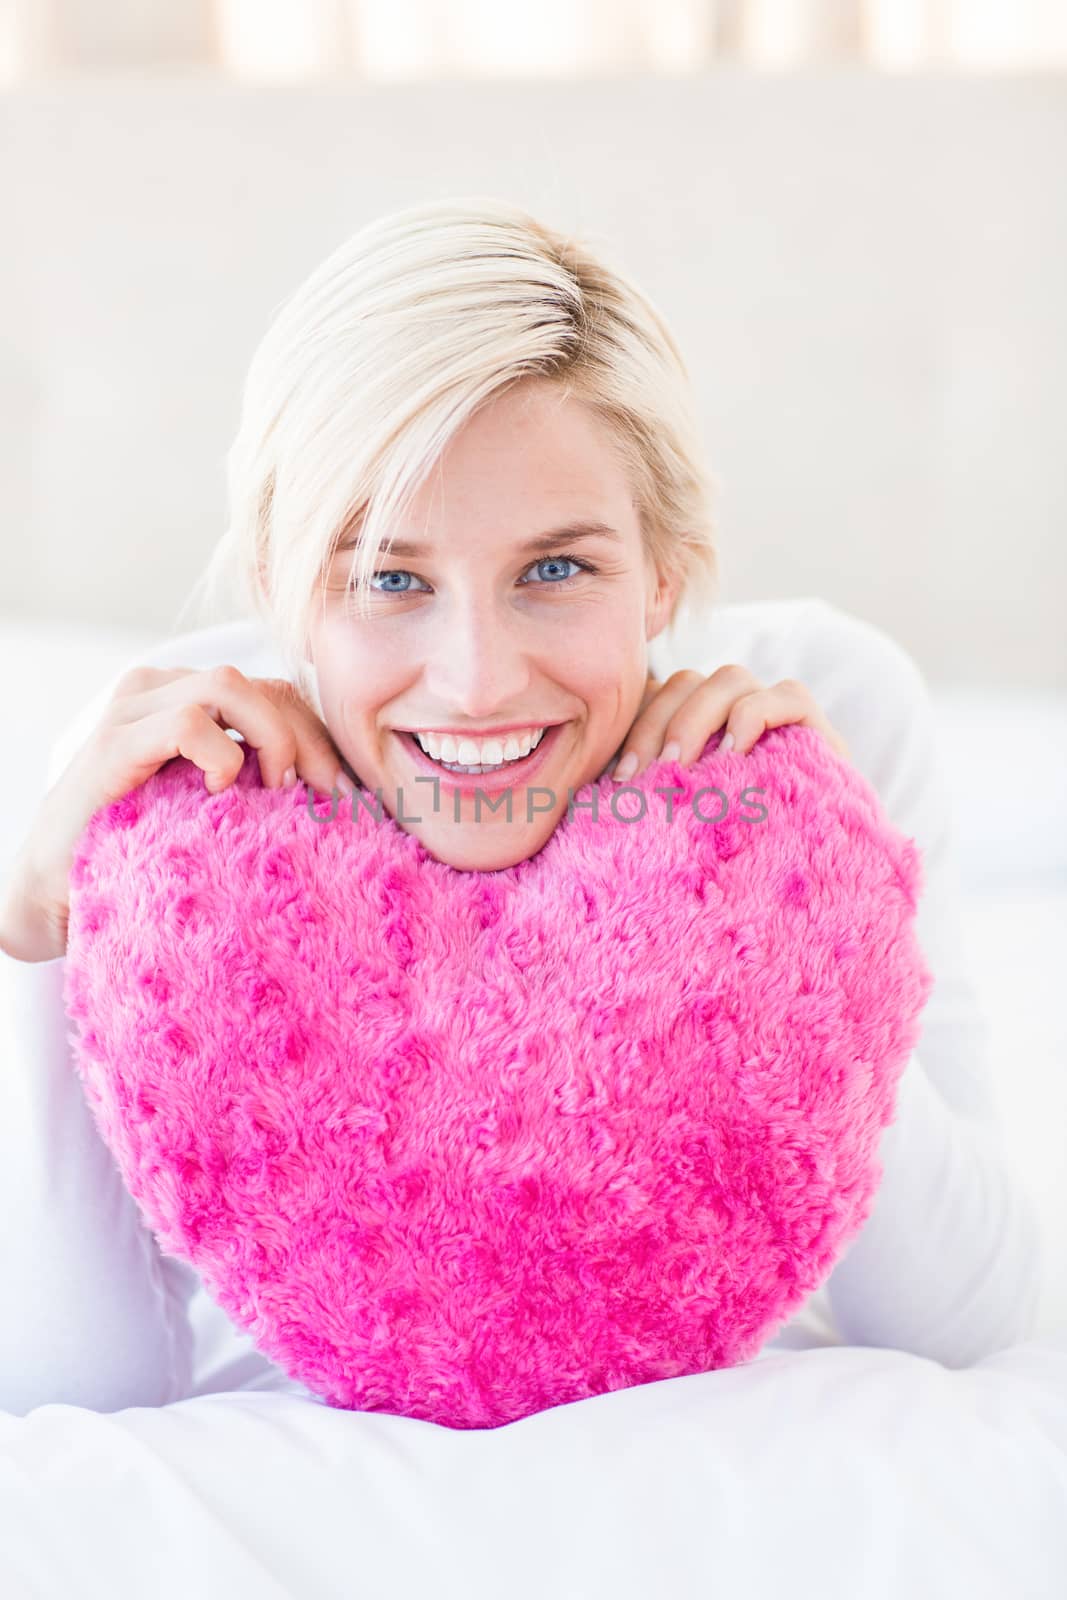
(63, 725), (932, 1429)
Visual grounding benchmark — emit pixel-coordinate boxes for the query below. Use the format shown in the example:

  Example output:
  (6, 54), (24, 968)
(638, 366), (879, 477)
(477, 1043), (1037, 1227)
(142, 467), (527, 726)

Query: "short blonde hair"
(179, 194), (720, 705)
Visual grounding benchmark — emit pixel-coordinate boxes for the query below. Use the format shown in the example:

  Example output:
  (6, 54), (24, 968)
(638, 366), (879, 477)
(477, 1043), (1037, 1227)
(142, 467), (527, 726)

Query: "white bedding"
(3, 1336), (1066, 1599)
(2, 614), (1065, 1597)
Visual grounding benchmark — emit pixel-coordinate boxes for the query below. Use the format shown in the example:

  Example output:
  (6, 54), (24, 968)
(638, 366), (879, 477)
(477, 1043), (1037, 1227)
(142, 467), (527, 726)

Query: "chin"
(403, 819), (558, 874)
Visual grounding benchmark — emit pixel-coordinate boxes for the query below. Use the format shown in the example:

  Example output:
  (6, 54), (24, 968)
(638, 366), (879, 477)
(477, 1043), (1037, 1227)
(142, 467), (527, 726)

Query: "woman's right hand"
(0, 664), (352, 964)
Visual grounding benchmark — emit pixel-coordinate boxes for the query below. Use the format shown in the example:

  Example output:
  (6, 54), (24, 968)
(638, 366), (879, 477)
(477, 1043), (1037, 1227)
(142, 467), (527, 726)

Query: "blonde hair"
(178, 194), (720, 706)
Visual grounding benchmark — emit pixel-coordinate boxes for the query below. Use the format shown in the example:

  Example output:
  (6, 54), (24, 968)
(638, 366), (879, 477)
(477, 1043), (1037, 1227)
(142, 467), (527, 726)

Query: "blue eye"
(365, 553), (597, 595)
(520, 555), (595, 586)
(368, 569), (429, 594)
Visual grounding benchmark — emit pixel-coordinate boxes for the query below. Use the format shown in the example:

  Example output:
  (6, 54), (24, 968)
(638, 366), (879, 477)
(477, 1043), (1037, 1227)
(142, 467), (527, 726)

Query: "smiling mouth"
(397, 724), (565, 778)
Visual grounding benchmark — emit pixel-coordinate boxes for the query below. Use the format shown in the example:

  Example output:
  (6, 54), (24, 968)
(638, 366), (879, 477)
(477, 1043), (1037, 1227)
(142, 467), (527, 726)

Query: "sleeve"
(0, 622), (291, 1414)
(797, 601), (1045, 1366)
(826, 1047), (1043, 1368)
(0, 724), (202, 1414)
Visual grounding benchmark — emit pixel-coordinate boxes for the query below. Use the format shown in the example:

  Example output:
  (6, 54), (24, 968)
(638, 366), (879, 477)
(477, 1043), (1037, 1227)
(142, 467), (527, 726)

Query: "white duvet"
(3, 1335), (1066, 1599)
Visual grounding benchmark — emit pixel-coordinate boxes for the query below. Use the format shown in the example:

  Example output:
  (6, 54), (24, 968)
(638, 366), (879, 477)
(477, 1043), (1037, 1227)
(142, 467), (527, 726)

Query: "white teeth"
(413, 727), (546, 766)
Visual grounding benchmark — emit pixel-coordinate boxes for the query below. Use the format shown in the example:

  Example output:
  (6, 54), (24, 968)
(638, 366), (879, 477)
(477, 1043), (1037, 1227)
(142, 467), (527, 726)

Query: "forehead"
(337, 384), (639, 558)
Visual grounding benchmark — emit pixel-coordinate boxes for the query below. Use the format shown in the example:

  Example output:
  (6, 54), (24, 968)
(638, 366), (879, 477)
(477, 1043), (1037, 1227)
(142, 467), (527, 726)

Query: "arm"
(799, 602), (1044, 1365)
(0, 949), (199, 1414)
(826, 1046), (1043, 1367)
(0, 664), (205, 1414)
(0, 622), (311, 1412)
(0, 623), (305, 1411)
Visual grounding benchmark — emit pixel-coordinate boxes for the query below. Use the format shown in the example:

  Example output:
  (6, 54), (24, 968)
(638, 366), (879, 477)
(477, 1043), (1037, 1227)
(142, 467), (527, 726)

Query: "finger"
(115, 665), (298, 790)
(635, 665), (771, 771)
(600, 671), (664, 775)
(608, 670), (705, 780)
(113, 703), (251, 795)
(255, 677), (358, 798)
(105, 666), (247, 737)
(720, 679), (850, 760)
(28, 686), (308, 931)
(105, 666), (203, 719)
(612, 665), (762, 780)
(110, 666), (345, 795)
(636, 670), (663, 719)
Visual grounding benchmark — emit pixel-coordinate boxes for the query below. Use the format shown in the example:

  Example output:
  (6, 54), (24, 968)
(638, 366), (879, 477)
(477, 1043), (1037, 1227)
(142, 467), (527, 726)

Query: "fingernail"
(612, 752), (638, 782)
(719, 732), (735, 754)
(283, 766), (297, 788)
(661, 740), (681, 763)
(334, 770), (353, 796)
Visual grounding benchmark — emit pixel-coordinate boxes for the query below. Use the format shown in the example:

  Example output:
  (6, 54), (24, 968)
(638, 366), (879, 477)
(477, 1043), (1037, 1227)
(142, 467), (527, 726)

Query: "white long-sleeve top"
(0, 598), (1044, 1414)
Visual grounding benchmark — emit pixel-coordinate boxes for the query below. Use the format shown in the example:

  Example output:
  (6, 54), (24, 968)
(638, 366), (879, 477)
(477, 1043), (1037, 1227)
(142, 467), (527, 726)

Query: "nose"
(418, 591), (533, 719)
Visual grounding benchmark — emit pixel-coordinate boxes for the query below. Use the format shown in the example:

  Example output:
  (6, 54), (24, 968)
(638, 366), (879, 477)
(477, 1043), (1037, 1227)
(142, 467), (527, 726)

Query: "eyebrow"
(336, 520), (623, 558)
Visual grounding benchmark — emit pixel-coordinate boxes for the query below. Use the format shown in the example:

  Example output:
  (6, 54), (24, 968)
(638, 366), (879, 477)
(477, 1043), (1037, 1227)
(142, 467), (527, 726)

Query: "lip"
(392, 722), (562, 739)
(395, 722), (567, 794)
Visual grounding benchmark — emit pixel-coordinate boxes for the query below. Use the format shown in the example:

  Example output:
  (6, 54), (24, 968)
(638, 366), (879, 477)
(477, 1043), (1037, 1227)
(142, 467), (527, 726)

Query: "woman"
(0, 196), (1042, 1413)
(0, 194), (852, 931)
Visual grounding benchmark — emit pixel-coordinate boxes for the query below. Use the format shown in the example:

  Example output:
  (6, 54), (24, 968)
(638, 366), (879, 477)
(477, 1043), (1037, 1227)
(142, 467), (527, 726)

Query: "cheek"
(312, 631), (397, 734)
(575, 654), (645, 741)
(315, 610), (407, 675)
(585, 637), (644, 694)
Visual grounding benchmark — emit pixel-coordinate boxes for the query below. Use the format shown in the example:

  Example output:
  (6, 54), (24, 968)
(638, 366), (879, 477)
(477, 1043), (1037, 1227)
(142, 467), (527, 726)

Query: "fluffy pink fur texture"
(62, 724), (932, 1429)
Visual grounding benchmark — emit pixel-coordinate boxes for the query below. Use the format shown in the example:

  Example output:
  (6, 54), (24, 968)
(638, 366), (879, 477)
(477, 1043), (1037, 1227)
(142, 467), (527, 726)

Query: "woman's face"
(309, 377), (677, 871)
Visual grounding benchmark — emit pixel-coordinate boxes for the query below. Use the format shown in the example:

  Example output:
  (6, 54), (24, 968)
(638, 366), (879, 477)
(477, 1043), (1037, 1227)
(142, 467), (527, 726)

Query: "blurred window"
(3, 0), (1067, 85)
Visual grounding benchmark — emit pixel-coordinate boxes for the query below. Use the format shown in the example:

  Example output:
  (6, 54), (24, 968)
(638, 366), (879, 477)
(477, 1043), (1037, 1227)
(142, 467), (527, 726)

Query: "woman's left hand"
(608, 666), (852, 782)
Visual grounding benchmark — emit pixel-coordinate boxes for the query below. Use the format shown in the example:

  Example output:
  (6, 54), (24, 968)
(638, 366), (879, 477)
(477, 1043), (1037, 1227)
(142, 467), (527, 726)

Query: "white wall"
(1, 70), (1065, 688)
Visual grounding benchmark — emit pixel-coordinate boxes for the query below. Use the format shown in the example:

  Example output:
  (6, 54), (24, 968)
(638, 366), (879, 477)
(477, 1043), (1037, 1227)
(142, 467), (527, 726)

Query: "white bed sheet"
(3, 1335), (1066, 1600)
